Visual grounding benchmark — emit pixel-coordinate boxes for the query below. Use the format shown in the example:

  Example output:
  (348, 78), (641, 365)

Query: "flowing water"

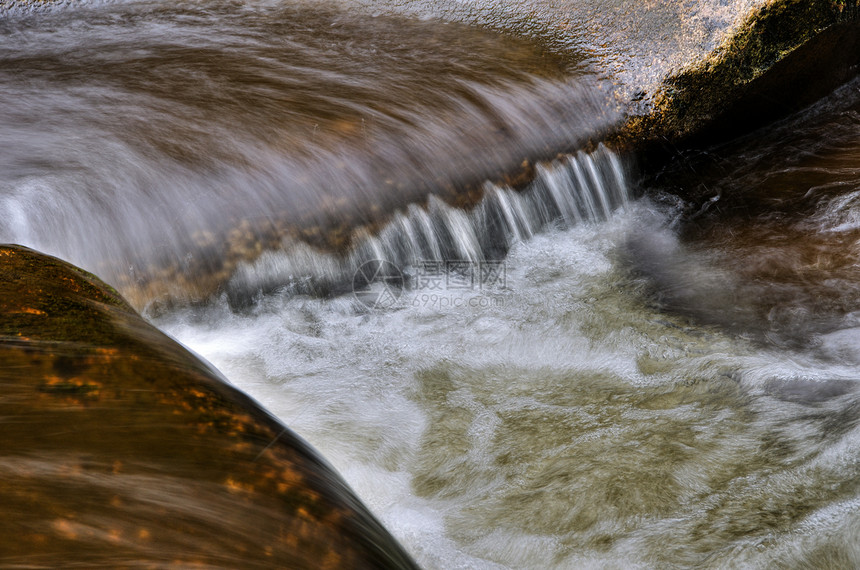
(0, 0), (618, 303)
(2, 0), (860, 567)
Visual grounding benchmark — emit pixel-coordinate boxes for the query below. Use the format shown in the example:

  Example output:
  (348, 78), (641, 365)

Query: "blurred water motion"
(0, 0), (617, 303)
(3, 0), (860, 568)
(634, 77), (860, 345)
(158, 77), (860, 570)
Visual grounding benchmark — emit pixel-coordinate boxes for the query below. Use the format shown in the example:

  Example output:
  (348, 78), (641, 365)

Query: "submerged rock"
(361, 0), (860, 143)
(2, 0), (856, 148)
(142, 0), (858, 300)
(0, 0), (856, 307)
(0, 244), (419, 568)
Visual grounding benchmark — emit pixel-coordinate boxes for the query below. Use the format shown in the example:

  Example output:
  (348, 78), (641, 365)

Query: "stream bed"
(1, 0), (859, 567)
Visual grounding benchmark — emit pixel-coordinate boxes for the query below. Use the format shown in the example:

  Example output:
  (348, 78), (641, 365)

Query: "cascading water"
(225, 145), (630, 306)
(0, 0), (618, 304)
(157, 78), (860, 568)
(3, 0), (860, 568)
(157, 80), (860, 567)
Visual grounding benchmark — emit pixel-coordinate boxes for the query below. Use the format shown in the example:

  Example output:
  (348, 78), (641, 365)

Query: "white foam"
(157, 198), (860, 568)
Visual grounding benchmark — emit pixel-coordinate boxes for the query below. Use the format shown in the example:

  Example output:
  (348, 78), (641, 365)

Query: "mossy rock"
(619, 0), (860, 150)
(0, 244), (418, 568)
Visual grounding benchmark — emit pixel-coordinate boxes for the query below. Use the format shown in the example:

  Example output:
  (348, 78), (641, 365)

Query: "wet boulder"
(360, 0), (860, 147)
(623, 0), (860, 148)
(0, 244), (419, 568)
(4, 0), (858, 149)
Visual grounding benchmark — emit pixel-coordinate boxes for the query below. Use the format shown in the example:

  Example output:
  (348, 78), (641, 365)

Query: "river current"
(2, 0), (860, 568)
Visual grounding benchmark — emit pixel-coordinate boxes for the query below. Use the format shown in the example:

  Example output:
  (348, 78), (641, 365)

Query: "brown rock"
(0, 244), (419, 569)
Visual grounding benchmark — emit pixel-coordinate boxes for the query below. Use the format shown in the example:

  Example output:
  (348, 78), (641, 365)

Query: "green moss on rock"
(618, 0), (860, 149)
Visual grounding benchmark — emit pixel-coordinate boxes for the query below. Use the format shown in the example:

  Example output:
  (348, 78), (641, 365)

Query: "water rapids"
(1, 0), (859, 567)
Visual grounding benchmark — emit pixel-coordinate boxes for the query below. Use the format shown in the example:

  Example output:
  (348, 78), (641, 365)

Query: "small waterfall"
(224, 144), (632, 307)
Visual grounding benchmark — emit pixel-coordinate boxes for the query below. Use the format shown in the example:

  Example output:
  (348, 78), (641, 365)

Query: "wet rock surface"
(353, 0), (860, 147)
(624, 0), (860, 151)
(628, 73), (860, 345)
(4, 0), (857, 148)
(0, 244), (418, 568)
